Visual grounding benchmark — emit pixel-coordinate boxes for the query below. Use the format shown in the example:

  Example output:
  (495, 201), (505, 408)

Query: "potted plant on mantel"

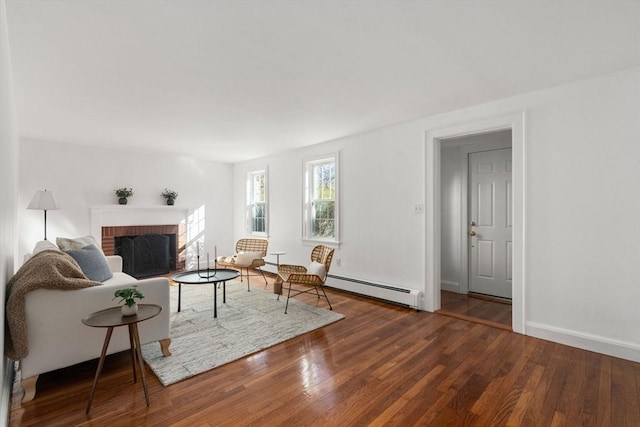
(113, 285), (144, 316)
(115, 187), (134, 205)
(161, 188), (178, 205)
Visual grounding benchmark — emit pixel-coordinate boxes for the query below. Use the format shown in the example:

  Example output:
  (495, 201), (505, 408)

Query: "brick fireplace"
(101, 224), (186, 272)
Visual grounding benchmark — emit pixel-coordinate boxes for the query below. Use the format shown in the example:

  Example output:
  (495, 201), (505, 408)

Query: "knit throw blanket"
(4, 250), (102, 361)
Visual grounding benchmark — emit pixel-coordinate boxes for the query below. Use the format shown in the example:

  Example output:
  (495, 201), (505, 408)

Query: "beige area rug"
(141, 281), (344, 386)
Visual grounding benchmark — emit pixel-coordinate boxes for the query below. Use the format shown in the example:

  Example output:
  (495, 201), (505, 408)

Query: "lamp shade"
(27, 190), (60, 211)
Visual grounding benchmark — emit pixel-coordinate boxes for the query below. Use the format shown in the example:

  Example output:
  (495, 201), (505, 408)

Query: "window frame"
(245, 166), (269, 236)
(302, 152), (340, 245)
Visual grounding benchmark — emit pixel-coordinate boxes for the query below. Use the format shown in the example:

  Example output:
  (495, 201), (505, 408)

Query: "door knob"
(470, 220), (477, 226)
(469, 231), (477, 237)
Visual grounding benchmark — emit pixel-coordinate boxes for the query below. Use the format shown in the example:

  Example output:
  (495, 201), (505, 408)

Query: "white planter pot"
(121, 303), (138, 316)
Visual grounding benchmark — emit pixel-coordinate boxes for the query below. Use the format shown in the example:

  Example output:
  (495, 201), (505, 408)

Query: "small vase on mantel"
(114, 188), (134, 205)
(161, 189), (178, 206)
(121, 303), (138, 316)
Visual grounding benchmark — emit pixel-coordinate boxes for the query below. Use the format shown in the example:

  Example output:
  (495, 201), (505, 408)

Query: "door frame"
(425, 112), (526, 334)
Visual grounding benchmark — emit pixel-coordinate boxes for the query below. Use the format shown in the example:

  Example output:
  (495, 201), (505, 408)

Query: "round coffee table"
(171, 269), (240, 317)
(81, 304), (162, 414)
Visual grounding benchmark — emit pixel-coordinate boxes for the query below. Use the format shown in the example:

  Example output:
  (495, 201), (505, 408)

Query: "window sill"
(301, 238), (341, 249)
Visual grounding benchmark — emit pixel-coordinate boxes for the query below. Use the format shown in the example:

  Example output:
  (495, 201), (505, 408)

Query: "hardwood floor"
(439, 290), (512, 331)
(9, 275), (640, 426)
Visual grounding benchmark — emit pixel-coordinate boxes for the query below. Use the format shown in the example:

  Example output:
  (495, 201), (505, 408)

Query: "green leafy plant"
(113, 285), (144, 307)
(115, 187), (134, 198)
(161, 188), (178, 200)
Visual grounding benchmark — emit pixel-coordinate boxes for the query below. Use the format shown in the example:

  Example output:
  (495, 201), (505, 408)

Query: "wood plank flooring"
(439, 290), (512, 330)
(9, 275), (640, 426)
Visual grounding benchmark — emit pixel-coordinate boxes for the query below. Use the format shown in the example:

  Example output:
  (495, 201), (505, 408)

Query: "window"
(304, 153), (339, 243)
(246, 168), (268, 235)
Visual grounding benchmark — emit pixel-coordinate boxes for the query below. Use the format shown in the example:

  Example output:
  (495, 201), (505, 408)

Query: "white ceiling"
(6, 0), (640, 163)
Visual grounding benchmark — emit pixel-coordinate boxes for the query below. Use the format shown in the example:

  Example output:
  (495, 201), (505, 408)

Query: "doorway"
(438, 131), (512, 328)
(424, 112), (526, 334)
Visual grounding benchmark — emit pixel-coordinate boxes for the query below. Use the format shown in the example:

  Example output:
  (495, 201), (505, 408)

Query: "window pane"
(252, 201), (266, 232)
(313, 161), (335, 200)
(305, 155), (338, 241)
(311, 201), (334, 237)
(253, 174), (265, 202)
(247, 170), (267, 234)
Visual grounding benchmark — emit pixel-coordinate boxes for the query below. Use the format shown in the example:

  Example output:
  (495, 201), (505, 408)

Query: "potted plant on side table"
(114, 285), (144, 316)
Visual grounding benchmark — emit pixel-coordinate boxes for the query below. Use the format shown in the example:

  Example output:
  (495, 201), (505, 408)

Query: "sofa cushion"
(64, 244), (113, 282)
(56, 235), (104, 254)
(32, 240), (60, 255)
(104, 271), (138, 285)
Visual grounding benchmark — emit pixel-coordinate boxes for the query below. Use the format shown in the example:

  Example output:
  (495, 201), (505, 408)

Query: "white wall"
(234, 67), (640, 361)
(517, 69), (640, 360)
(234, 127), (426, 288)
(18, 140), (235, 261)
(0, 0), (19, 418)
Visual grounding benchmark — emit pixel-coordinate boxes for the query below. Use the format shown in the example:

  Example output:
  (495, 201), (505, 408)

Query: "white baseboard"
(526, 322), (640, 362)
(441, 280), (461, 293)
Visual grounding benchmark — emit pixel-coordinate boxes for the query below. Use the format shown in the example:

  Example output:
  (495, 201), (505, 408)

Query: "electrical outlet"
(335, 258), (341, 267)
(414, 204), (424, 214)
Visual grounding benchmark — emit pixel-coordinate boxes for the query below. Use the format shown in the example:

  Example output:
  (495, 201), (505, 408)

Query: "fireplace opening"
(115, 233), (177, 278)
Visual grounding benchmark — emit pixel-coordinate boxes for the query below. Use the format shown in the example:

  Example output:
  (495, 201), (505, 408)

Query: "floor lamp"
(27, 189), (60, 240)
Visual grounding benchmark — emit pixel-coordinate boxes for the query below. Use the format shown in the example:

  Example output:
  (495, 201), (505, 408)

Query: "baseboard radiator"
(325, 274), (422, 309)
(264, 262), (421, 309)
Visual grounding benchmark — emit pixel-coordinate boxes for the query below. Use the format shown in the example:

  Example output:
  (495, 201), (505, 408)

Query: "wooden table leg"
(128, 324), (137, 383)
(86, 327), (113, 414)
(131, 324), (150, 406)
(274, 275), (283, 297)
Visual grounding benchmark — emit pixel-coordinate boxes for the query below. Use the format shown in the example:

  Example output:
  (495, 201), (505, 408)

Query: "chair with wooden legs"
(276, 245), (334, 314)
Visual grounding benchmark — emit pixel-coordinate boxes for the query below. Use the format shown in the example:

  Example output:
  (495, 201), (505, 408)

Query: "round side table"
(81, 304), (162, 414)
(270, 251), (286, 269)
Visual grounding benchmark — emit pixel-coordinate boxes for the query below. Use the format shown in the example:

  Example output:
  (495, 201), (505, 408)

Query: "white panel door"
(469, 148), (512, 299)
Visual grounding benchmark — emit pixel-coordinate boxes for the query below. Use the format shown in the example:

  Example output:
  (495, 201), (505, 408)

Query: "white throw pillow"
(56, 235), (104, 254)
(235, 252), (263, 266)
(32, 240), (60, 255)
(307, 261), (326, 279)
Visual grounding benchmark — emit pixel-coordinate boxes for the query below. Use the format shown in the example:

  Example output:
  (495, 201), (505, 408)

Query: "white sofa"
(17, 243), (172, 403)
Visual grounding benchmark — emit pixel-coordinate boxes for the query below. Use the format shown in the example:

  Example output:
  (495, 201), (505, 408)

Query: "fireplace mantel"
(89, 204), (190, 211)
(89, 205), (192, 243)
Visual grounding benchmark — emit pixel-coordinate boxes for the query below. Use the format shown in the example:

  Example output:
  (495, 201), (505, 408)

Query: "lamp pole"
(43, 209), (48, 240)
